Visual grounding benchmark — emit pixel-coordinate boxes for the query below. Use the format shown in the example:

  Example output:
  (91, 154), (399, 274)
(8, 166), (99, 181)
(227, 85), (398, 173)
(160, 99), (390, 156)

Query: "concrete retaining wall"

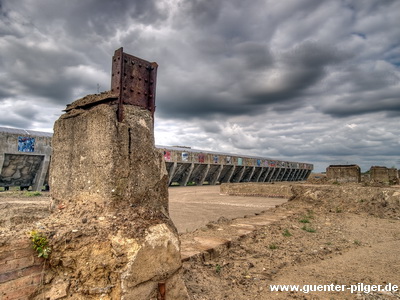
(220, 182), (294, 198)
(0, 127), (52, 191)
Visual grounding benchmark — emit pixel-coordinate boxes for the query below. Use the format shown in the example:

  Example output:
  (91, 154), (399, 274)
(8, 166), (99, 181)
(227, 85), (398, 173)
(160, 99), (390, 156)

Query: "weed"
(25, 191), (42, 197)
(353, 240), (361, 246)
(215, 264), (221, 274)
(29, 230), (51, 259)
(301, 226), (316, 233)
(283, 229), (292, 237)
(269, 243), (278, 250)
(299, 217), (310, 223)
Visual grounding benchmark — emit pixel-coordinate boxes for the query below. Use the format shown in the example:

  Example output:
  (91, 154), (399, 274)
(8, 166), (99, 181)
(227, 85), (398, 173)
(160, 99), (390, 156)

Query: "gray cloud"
(0, 0), (399, 172)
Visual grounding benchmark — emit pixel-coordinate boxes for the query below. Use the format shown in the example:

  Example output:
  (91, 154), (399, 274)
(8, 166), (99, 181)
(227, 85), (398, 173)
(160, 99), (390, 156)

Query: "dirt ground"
(169, 186), (286, 233)
(181, 183), (400, 300)
(1, 182), (400, 300)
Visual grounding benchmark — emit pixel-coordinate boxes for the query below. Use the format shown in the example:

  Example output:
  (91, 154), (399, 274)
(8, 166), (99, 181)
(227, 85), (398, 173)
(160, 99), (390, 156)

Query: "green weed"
(283, 229), (292, 237)
(301, 226), (316, 233)
(29, 230), (51, 259)
(269, 243), (278, 250)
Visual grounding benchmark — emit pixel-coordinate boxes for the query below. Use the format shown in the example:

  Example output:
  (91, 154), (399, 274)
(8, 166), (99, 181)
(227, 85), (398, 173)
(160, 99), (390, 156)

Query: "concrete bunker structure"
(326, 164), (361, 183)
(370, 166), (399, 185)
(0, 126), (51, 190)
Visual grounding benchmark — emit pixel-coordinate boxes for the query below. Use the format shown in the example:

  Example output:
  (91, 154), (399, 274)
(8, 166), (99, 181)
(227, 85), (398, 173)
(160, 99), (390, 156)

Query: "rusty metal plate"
(111, 48), (158, 121)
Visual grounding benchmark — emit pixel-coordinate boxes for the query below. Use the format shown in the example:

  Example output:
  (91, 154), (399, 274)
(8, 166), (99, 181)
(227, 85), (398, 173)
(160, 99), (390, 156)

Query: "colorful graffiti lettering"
(18, 137), (35, 152)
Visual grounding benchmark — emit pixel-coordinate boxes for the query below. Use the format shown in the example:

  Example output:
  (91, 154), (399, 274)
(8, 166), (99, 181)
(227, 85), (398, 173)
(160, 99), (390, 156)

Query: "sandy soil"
(1, 183), (399, 299)
(169, 186), (286, 233)
(181, 183), (400, 300)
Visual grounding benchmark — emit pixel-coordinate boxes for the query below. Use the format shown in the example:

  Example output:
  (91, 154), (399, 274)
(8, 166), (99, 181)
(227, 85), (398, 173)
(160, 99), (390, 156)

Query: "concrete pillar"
(32, 155), (50, 191)
(261, 167), (271, 182)
(235, 167), (246, 183)
(272, 168), (282, 181)
(0, 153), (4, 175)
(255, 167), (264, 182)
(225, 166), (236, 183)
(247, 166), (256, 182)
(196, 164), (210, 186)
(295, 169), (303, 181)
(35, 48), (189, 299)
(291, 169), (300, 181)
(210, 165), (223, 185)
(298, 169), (306, 181)
(286, 169), (294, 181)
(283, 168), (293, 181)
(180, 163), (194, 186)
(168, 162), (178, 185)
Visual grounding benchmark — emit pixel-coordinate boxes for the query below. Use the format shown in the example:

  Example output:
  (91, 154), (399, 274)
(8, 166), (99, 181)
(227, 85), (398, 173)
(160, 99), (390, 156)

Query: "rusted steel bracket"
(111, 47), (158, 122)
(64, 48), (158, 123)
(158, 282), (166, 300)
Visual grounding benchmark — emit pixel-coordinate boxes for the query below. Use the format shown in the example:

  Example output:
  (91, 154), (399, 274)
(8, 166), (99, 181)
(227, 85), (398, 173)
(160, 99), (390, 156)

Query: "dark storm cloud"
(247, 41), (349, 105)
(0, 0), (399, 171)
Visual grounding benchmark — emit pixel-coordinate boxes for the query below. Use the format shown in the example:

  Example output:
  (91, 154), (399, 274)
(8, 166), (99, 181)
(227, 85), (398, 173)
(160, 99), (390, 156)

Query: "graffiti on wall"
(213, 155), (219, 164)
(182, 152), (189, 162)
(18, 137), (35, 152)
(164, 151), (171, 162)
(198, 154), (205, 163)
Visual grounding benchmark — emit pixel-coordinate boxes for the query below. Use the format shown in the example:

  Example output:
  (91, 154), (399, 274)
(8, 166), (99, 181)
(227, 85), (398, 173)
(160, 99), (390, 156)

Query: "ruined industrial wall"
(370, 166), (399, 185)
(326, 165), (361, 183)
(0, 127), (52, 190)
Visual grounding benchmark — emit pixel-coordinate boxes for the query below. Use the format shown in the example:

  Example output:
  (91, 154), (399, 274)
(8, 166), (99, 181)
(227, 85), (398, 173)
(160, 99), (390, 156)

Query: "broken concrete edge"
(180, 208), (294, 263)
(64, 91), (118, 112)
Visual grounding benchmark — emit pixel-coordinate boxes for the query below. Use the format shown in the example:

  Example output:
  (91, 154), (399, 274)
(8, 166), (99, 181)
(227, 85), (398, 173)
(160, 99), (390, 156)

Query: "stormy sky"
(0, 0), (399, 172)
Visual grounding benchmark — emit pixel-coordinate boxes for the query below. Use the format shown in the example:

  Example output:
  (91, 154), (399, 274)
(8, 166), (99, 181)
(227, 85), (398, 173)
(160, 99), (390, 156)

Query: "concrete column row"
(167, 162), (312, 186)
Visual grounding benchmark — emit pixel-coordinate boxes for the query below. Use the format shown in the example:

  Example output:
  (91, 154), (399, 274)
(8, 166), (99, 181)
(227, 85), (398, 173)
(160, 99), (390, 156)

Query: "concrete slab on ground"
(169, 185), (287, 233)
